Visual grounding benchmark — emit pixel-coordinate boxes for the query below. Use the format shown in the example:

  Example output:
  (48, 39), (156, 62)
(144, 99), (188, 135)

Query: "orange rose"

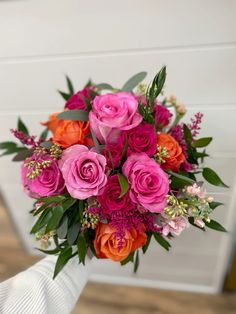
(157, 133), (185, 172)
(41, 112), (61, 134)
(94, 223), (147, 262)
(53, 120), (90, 148)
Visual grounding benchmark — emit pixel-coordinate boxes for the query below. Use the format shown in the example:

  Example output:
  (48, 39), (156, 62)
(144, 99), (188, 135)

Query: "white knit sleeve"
(0, 255), (91, 314)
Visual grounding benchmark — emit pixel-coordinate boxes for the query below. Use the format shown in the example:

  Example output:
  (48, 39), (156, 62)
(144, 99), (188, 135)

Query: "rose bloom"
(89, 92), (142, 143)
(94, 223), (147, 262)
(59, 144), (107, 199)
(154, 103), (172, 128)
(97, 175), (135, 214)
(21, 155), (65, 198)
(64, 87), (93, 110)
(41, 112), (61, 134)
(53, 120), (90, 148)
(122, 153), (169, 213)
(119, 123), (156, 157)
(157, 133), (185, 172)
(103, 142), (123, 169)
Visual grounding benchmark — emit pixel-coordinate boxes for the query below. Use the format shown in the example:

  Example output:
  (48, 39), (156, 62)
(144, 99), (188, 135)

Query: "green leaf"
(204, 219), (227, 232)
(183, 124), (193, 144)
(57, 110), (89, 121)
(202, 167), (229, 188)
(37, 195), (67, 203)
(0, 146), (26, 157)
(40, 128), (49, 140)
(90, 129), (102, 153)
(17, 118), (29, 135)
(209, 201), (224, 210)
(120, 251), (135, 265)
(79, 200), (85, 221)
(167, 170), (195, 185)
(192, 137), (212, 148)
(133, 250), (140, 273)
(153, 233), (171, 251)
(57, 215), (68, 239)
(122, 72), (147, 92)
(40, 141), (53, 148)
(0, 142), (17, 150)
(46, 205), (64, 233)
(193, 151), (209, 159)
(12, 148), (32, 161)
(30, 208), (53, 234)
(117, 173), (129, 198)
(146, 66), (166, 107)
(77, 233), (87, 264)
(37, 247), (62, 255)
(142, 232), (152, 254)
(67, 222), (80, 245)
(66, 75), (74, 95)
(53, 246), (73, 279)
(58, 90), (70, 101)
(96, 83), (114, 90)
(61, 198), (77, 212)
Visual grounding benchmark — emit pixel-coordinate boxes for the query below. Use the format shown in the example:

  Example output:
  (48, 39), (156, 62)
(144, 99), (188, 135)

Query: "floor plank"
(0, 201), (235, 314)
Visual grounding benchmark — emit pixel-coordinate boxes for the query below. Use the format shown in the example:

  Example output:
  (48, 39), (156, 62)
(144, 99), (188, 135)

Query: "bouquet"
(0, 66), (228, 278)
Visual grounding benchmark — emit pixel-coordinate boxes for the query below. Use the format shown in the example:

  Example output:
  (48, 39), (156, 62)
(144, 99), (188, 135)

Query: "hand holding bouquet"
(0, 67), (228, 278)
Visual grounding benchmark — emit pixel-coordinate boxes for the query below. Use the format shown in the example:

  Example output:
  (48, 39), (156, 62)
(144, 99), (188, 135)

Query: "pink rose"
(103, 142), (123, 169)
(154, 103), (172, 128)
(59, 144), (107, 199)
(122, 153), (169, 213)
(21, 155), (65, 198)
(118, 123), (157, 157)
(97, 174), (135, 214)
(64, 87), (92, 110)
(89, 92), (142, 143)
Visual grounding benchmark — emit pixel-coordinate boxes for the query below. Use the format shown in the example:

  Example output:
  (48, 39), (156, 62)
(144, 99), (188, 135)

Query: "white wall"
(0, 0), (236, 293)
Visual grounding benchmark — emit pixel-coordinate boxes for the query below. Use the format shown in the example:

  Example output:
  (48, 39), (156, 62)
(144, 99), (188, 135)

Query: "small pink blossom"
(161, 214), (189, 236)
(187, 183), (206, 199)
(194, 217), (205, 228)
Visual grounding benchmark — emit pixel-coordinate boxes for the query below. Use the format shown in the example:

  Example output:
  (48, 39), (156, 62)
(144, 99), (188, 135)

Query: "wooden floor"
(0, 201), (235, 314)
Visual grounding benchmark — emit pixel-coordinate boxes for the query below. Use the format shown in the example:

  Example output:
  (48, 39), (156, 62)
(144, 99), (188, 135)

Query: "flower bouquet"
(0, 66), (228, 278)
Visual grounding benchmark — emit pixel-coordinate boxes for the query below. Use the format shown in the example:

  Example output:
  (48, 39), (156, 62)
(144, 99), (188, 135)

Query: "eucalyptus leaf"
(67, 222), (80, 245)
(117, 173), (129, 198)
(53, 246), (73, 279)
(122, 72), (147, 92)
(96, 83), (114, 90)
(57, 110), (89, 121)
(57, 215), (68, 239)
(77, 233), (87, 264)
(202, 168), (229, 188)
(12, 148), (33, 161)
(40, 128), (49, 140)
(40, 141), (53, 148)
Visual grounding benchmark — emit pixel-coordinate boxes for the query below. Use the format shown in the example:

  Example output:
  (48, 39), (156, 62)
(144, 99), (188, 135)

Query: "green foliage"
(142, 232), (152, 254)
(153, 233), (171, 251)
(40, 128), (49, 140)
(133, 250), (140, 273)
(53, 247), (73, 279)
(96, 83), (114, 90)
(209, 201), (224, 210)
(204, 219), (227, 232)
(202, 168), (229, 188)
(120, 251), (135, 266)
(122, 72), (147, 92)
(57, 110), (89, 121)
(192, 137), (212, 148)
(58, 74), (74, 101)
(188, 217), (205, 231)
(117, 173), (129, 198)
(146, 66), (166, 107)
(77, 233), (87, 264)
(17, 118), (29, 135)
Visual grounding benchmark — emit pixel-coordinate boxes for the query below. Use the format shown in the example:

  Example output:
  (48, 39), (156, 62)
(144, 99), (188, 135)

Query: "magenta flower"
(103, 142), (123, 169)
(97, 174), (135, 214)
(89, 92), (142, 143)
(118, 123), (157, 157)
(64, 87), (92, 110)
(154, 103), (172, 128)
(122, 153), (169, 213)
(21, 155), (65, 198)
(59, 145), (107, 199)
